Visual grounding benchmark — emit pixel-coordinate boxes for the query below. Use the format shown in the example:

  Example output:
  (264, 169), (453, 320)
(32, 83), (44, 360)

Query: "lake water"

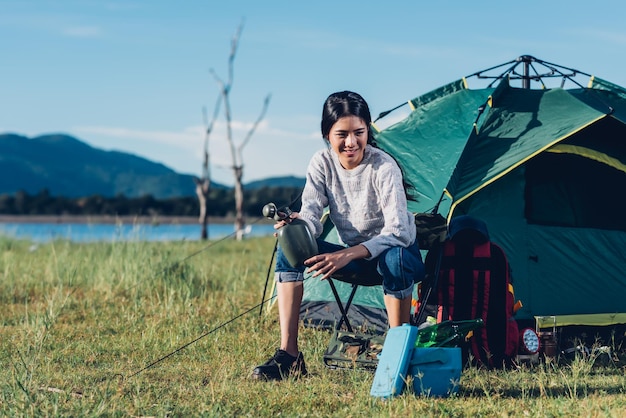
(0, 221), (277, 243)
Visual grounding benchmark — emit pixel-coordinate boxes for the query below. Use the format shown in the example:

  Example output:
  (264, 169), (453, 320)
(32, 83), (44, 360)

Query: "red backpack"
(423, 216), (521, 368)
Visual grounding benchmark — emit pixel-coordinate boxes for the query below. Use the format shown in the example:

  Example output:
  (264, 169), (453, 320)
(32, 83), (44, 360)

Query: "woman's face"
(327, 115), (368, 170)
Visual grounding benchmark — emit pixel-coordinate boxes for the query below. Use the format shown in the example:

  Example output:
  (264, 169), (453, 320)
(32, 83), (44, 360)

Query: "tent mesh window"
(524, 152), (626, 231)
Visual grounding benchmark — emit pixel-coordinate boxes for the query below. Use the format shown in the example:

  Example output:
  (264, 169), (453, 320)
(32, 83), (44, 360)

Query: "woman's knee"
(377, 244), (425, 293)
(275, 245), (304, 273)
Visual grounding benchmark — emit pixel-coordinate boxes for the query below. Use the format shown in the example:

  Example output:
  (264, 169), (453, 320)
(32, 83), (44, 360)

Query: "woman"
(252, 91), (424, 381)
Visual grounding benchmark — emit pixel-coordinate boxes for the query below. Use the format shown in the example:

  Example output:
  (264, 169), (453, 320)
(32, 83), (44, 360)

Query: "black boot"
(252, 349), (307, 381)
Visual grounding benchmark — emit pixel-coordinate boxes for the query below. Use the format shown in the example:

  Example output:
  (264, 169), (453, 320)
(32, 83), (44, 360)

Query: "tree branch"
(228, 20), (244, 88)
(239, 94), (271, 152)
(201, 93), (222, 180)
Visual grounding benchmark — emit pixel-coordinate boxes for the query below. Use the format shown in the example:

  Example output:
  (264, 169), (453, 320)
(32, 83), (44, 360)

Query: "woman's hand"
(304, 244), (370, 280)
(272, 211), (299, 236)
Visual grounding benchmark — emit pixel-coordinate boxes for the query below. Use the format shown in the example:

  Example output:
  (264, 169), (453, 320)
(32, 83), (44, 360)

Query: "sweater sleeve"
(359, 158), (416, 259)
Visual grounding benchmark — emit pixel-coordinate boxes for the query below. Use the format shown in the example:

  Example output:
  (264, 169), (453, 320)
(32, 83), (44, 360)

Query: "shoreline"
(0, 214), (274, 225)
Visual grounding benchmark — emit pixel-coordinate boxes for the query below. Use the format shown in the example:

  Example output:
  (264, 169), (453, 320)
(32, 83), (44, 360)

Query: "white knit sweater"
(298, 145), (416, 259)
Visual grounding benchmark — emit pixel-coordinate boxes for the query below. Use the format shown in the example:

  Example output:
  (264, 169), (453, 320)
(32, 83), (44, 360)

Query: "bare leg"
(277, 281), (303, 357)
(384, 294), (412, 327)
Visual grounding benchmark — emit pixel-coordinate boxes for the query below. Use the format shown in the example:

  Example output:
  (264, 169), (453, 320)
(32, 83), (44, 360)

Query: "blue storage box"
(409, 347), (462, 397)
(370, 324), (418, 398)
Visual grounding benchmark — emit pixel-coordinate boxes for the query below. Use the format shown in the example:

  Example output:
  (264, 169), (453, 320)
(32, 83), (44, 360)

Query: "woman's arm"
(359, 159), (415, 258)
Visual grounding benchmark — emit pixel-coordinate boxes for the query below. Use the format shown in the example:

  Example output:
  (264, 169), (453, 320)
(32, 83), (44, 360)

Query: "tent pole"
(521, 55), (531, 89)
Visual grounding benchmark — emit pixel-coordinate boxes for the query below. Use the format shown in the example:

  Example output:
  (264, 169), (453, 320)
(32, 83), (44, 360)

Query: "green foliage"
(0, 236), (625, 416)
(0, 133), (201, 198)
(0, 186), (304, 217)
(0, 133), (306, 201)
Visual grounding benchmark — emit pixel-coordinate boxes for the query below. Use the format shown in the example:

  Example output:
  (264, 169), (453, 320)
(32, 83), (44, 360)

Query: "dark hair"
(321, 91), (375, 145)
(320, 90), (416, 202)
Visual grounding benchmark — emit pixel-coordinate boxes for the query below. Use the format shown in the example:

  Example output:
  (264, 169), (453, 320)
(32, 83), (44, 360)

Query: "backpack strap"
(435, 238), (502, 367)
(470, 241), (493, 367)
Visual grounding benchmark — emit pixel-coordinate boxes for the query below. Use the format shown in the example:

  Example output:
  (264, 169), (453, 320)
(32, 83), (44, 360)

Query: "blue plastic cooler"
(409, 347), (462, 397)
(370, 325), (462, 398)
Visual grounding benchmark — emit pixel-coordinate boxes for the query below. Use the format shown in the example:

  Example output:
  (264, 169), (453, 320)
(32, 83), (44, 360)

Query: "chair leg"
(328, 278), (359, 332)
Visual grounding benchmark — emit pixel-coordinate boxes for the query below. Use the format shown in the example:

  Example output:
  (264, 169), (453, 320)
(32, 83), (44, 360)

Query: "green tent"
(273, 56), (626, 333)
(373, 56), (626, 328)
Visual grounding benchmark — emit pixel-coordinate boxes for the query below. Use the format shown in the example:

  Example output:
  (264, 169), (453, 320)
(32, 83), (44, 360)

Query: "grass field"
(1, 235), (625, 417)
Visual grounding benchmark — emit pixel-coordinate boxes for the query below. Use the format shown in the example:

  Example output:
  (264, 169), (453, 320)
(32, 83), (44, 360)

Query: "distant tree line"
(0, 187), (303, 218)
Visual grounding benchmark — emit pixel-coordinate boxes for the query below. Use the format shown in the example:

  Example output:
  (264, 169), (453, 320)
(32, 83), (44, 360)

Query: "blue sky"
(3, 0), (626, 186)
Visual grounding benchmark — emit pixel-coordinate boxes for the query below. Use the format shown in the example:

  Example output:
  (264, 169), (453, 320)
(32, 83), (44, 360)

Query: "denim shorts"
(274, 239), (424, 300)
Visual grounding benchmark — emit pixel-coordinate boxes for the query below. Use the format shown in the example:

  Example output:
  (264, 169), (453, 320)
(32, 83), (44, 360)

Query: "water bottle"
(262, 203), (318, 268)
(415, 318), (484, 348)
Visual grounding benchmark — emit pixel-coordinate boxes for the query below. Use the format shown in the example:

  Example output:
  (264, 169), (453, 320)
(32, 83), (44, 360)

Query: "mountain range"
(0, 133), (305, 198)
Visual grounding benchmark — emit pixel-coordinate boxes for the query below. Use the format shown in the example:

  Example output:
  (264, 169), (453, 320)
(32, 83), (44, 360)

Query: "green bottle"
(415, 318), (484, 348)
(262, 203), (318, 268)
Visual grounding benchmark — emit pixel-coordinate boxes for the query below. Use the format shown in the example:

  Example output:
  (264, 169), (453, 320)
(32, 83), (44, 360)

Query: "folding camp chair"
(319, 218), (387, 368)
(326, 272), (383, 333)
(323, 272), (386, 369)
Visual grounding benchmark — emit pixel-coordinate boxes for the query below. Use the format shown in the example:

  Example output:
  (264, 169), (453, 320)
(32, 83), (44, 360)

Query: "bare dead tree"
(210, 21), (271, 240)
(193, 94), (222, 240)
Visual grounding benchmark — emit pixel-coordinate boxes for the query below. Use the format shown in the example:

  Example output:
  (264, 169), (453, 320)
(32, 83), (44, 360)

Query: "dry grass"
(0, 235), (625, 417)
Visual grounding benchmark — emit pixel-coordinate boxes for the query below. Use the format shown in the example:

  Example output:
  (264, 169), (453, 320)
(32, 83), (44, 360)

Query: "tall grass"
(0, 235), (625, 416)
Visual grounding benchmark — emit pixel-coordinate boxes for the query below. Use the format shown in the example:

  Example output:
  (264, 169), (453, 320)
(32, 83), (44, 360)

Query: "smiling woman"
(252, 90), (425, 381)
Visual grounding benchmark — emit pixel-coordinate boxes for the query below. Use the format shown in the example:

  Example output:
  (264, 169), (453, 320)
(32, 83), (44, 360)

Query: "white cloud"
(73, 125), (202, 150)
